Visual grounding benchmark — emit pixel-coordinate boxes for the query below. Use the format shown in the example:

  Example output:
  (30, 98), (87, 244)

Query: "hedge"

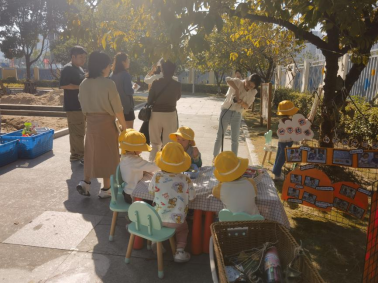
(1, 78), (59, 87)
(181, 83), (229, 94)
(272, 88), (315, 116)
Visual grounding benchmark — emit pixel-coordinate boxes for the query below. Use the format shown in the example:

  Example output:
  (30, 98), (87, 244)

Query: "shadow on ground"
(290, 217), (366, 283)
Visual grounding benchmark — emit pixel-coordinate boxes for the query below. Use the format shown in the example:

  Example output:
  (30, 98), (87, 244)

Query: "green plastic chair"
(109, 165), (130, 241)
(218, 209), (265, 222)
(125, 201), (176, 279)
(262, 130), (277, 167)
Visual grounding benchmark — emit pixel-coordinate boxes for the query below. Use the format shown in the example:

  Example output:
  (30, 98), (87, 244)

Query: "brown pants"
(66, 111), (86, 160)
(148, 111), (178, 162)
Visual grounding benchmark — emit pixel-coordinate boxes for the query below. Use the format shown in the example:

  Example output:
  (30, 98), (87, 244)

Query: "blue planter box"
(0, 139), (19, 167)
(1, 129), (54, 159)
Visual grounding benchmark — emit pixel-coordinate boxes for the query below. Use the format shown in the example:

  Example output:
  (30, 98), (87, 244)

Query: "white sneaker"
(76, 181), (90, 196)
(98, 188), (111, 199)
(151, 242), (166, 254)
(174, 249), (190, 263)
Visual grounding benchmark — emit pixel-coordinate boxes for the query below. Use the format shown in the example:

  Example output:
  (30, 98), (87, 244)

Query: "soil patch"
(1, 89), (64, 106)
(1, 115), (67, 133)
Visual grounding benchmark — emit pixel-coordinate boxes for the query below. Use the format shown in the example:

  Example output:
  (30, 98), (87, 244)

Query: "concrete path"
(0, 94), (254, 282)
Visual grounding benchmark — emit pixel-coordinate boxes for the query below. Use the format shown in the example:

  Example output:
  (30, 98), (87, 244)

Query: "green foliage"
(3, 77), (18, 84)
(50, 38), (80, 66)
(273, 90), (378, 143)
(339, 96), (378, 142)
(34, 80), (60, 87)
(2, 78), (59, 87)
(0, 0), (68, 79)
(272, 88), (314, 116)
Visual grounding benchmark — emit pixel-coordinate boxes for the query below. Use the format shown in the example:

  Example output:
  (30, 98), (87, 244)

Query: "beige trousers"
(148, 111), (178, 162)
(66, 111), (86, 160)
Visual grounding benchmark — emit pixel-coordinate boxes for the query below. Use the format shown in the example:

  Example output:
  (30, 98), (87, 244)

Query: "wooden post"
(109, 211), (118, 241)
(260, 94), (263, 126)
(260, 83), (272, 130)
(301, 60), (310, 93)
(363, 184), (378, 282)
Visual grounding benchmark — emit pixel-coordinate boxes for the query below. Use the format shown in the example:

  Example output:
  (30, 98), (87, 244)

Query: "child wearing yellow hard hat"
(169, 126), (202, 168)
(272, 100), (299, 181)
(148, 142), (196, 263)
(212, 151), (260, 215)
(119, 129), (159, 203)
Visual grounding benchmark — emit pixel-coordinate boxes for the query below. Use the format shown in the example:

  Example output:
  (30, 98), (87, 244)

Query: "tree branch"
(30, 36), (46, 65)
(232, 10), (331, 52)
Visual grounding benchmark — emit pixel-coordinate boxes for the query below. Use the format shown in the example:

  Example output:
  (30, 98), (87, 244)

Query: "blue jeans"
(213, 109), (242, 157)
(272, 141), (293, 176)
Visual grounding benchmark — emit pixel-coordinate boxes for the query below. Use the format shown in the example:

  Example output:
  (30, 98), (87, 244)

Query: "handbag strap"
(150, 79), (174, 106)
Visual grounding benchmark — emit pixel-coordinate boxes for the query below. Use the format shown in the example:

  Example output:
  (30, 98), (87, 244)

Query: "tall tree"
(0, 0), (68, 80)
(214, 18), (303, 83)
(188, 28), (233, 93)
(127, 0), (378, 146)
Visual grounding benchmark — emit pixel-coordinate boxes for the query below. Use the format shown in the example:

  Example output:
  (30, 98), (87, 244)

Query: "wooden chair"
(218, 209), (265, 222)
(108, 165), (130, 241)
(262, 130), (277, 167)
(125, 201), (176, 279)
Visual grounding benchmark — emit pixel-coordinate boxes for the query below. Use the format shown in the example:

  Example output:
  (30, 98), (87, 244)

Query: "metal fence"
(349, 55), (378, 101)
(276, 55), (378, 101)
(16, 68), (34, 80)
(307, 63), (324, 93)
(293, 65), (304, 91)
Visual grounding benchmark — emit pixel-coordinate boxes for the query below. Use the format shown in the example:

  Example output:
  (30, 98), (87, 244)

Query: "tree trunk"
(319, 53), (339, 147)
(214, 70), (222, 94)
(25, 54), (31, 80)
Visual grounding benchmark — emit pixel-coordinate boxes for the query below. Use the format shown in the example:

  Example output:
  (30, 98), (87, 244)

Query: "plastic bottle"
(263, 246), (282, 283)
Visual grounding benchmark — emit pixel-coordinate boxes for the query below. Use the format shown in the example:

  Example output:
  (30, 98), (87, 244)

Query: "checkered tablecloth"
(132, 166), (290, 228)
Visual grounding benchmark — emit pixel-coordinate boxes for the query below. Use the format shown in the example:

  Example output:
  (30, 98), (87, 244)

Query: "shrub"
(339, 96), (378, 142)
(272, 87), (314, 116)
(181, 83), (229, 94)
(34, 80), (59, 87)
(272, 89), (378, 143)
(3, 77), (18, 83)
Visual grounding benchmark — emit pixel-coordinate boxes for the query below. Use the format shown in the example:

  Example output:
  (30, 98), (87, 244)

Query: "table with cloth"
(132, 166), (290, 254)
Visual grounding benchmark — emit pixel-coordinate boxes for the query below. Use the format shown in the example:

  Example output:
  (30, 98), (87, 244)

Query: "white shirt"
(144, 73), (179, 85)
(148, 171), (196, 224)
(221, 77), (257, 113)
(213, 178), (260, 216)
(120, 153), (160, 194)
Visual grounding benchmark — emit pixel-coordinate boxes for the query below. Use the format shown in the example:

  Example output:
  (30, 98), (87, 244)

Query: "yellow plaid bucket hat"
(169, 126), (196, 146)
(119, 129), (151, 152)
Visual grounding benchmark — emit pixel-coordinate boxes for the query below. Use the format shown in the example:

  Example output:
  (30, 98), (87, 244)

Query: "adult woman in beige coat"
(77, 51), (127, 198)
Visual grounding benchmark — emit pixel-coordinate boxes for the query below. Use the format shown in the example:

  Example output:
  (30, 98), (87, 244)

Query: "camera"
(232, 97), (238, 103)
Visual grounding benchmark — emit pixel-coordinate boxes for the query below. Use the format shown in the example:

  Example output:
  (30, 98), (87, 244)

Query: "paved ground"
(0, 94), (255, 282)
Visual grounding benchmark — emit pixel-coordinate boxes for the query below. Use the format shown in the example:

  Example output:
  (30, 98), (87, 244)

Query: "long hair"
(112, 52), (128, 75)
(87, 51), (111, 79)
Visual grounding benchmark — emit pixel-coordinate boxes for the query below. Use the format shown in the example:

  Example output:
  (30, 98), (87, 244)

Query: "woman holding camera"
(212, 74), (261, 159)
